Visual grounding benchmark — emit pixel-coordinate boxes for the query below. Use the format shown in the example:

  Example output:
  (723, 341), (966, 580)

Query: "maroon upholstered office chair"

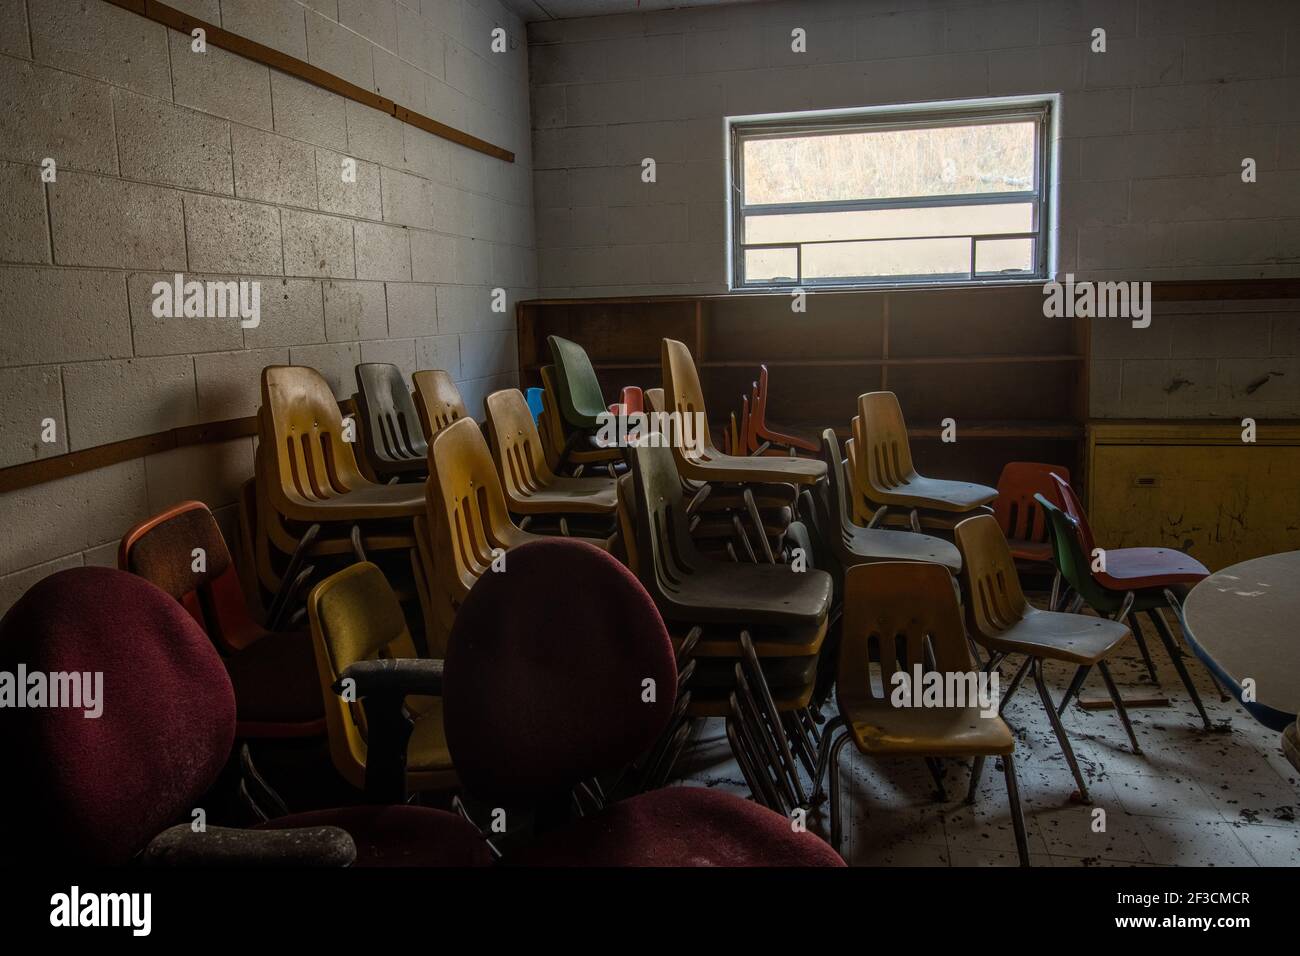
(0, 566), (491, 867)
(442, 537), (844, 866)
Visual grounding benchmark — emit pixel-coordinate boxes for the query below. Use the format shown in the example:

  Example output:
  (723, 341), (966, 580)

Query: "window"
(727, 96), (1057, 291)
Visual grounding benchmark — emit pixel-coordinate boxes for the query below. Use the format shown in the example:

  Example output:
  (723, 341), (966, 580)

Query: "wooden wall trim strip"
(103, 0), (515, 163)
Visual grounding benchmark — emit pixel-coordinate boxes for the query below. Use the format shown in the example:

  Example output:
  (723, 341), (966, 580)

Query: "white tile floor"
(673, 609), (1300, 866)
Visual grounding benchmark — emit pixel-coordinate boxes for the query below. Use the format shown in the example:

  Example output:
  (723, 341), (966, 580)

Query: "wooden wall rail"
(103, 0), (514, 163)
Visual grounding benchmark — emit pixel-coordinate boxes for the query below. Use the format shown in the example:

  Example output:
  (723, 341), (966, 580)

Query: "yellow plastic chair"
(484, 388), (617, 518)
(260, 365), (425, 524)
(856, 391), (997, 527)
(661, 339), (825, 487)
(955, 514), (1137, 802)
(412, 369), (469, 442)
(306, 561), (456, 794)
(812, 560), (1029, 863)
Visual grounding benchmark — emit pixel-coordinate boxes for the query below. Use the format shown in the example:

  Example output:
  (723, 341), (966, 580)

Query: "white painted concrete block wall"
(0, 0), (537, 611)
(527, 0), (1300, 419)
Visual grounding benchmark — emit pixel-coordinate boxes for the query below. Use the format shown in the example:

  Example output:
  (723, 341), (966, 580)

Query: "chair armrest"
(332, 659), (446, 804)
(143, 824), (356, 867)
(333, 658), (444, 698)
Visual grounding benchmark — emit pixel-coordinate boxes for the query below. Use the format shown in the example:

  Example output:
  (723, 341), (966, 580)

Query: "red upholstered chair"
(993, 462), (1069, 566)
(442, 538), (844, 866)
(118, 501), (324, 739)
(0, 567), (491, 867)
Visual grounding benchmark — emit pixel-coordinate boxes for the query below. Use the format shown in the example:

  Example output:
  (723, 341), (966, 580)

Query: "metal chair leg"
(740, 633), (808, 804)
(1056, 664), (1092, 716)
(1097, 660), (1142, 755)
(1002, 751), (1031, 867)
(966, 756), (986, 805)
(1126, 612), (1159, 683)
(924, 757), (947, 801)
(1032, 658), (1090, 802)
(742, 486), (775, 564)
(999, 655), (1033, 715)
(734, 666), (799, 810)
(828, 732), (853, 856)
(1145, 609), (1212, 731)
(811, 715), (847, 801)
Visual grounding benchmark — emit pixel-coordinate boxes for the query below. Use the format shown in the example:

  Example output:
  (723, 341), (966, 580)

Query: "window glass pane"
(802, 237), (972, 281)
(744, 247), (798, 283)
(742, 121), (1035, 206)
(744, 202), (1033, 245)
(975, 237), (1035, 275)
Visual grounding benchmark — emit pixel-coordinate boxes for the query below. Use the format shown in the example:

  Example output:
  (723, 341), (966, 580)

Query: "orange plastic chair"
(412, 369), (469, 443)
(856, 392), (997, 528)
(994, 462), (1070, 564)
(119, 500), (325, 739)
(746, 365), (817, 455)
(260, 365), (424, 524)
(484, 388), (618, 519)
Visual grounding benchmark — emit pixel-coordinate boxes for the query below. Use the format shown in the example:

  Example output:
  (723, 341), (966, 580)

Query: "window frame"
(725, 95), (1059, 292)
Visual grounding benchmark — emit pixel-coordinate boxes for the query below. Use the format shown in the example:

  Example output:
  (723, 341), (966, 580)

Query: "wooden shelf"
(814, 420), (1083, 441)
(523, 353), (1084, 373)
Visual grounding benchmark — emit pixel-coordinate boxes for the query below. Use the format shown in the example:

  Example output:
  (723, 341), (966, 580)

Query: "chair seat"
(870, 475), (998, 513)
(1009, 538), (1053, 562)
(978, 608), (1130, 665)
(278, 482), (426, 521)
(840, 699), (1014, 757)
(1095, 547), (1209, 591)
(682, 449), (826, 486)
(509, 786), (844, 866)
(840, 524), (962, 573)
(663, 563), (832, 631)
(223, 629), (325, 730)
(509, 476), (618, 515)
(260, 805), (491, 867)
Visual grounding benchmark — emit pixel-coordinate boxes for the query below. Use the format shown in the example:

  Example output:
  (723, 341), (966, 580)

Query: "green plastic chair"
(1037, 492), (1212, 730)
(547, 335), (608, 432)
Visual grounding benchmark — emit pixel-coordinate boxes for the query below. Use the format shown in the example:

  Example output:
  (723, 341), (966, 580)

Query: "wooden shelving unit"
(518, 284), (1089, 488)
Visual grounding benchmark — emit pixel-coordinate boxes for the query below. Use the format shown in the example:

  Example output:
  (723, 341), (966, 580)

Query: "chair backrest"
(261, 365), (369, 505)
(661, 338), (713, 460)
(548, 334), (608, 430)
(118, 500), (252, 653)
(427, 416), (521, 604)
(838, 561), (971, 705)
(746, 365), (771, 449)
(819, 428), (855, 532)
(954, 514), (1030, 637)
(306, 562), (419, 789)
(620, 386), (644, 415)
(443, 538), (675, 807)
(1036, 491), (1111, 610)
(615, 472), (640, 577)
(536, 365), (568, 468)
(0, 567), (235, 863)
(629, 440), (704, 604)
(857, 391), (917, 492)
(1049, 472), (1097, 554)
(644, 387), (665, 414)
(844, 427), (867, 524)
(994, 462), (1068, 546)
(412, 369), (468, 442)
(485, 388), (557, 501)
(354, 363), (428, 468)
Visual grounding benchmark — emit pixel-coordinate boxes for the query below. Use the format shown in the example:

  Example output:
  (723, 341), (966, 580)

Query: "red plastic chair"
(1049, 474), (1209, 591)
(994, 462), (1070, 565)
(746, 365), (817, 455)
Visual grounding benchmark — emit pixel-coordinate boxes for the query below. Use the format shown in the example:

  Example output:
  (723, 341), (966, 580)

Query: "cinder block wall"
(0, 0), (537, 611)
(526, 0), (1300, 419)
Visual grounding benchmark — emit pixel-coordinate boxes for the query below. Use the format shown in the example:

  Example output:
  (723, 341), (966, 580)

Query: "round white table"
(1182, 550), (1300, 730)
